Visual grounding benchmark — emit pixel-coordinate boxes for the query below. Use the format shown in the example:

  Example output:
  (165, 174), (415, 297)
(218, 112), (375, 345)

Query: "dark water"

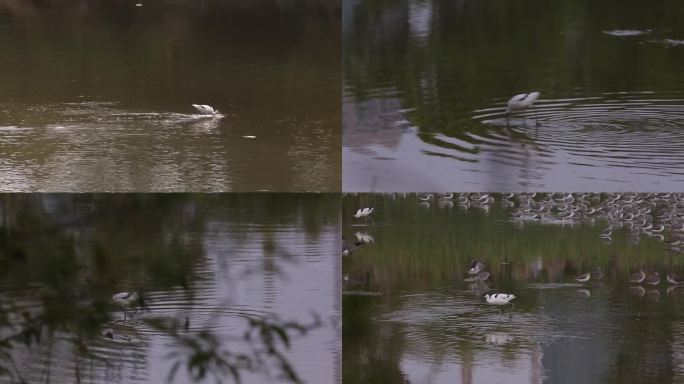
(343, 0), (684, 191)
(343, 193), (684, 383)
(0, 1), (340, 192)
(0, 194), (340, 383)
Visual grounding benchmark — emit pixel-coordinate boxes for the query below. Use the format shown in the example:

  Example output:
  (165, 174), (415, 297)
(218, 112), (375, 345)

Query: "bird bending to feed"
(192, 104), (221, 116)
(644, 272), (660, 286)
(464, 271), (490, 282)
(667, 273), (684, 285)
(353, 207), (375, 219)
(112, 292), (146, 321)
(468, 260), (486, 275)
(575, 272), (590, 283)
(484, 293), (516, 305)
(506, 91), (540, 123)
(629, 269), (645, 284)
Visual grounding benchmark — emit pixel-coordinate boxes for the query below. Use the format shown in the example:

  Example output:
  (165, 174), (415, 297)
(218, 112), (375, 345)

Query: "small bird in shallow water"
(644, 272), (660, 286)
(484, 293), (516, 305)
(506, 91), (540, 122)
(468, 260), (486, 275)
(192, 104), (221, 116)
(353, 207), (374, 219)
(668, 273), (684, 285)
(575, 272), (590, 283)
(112, 292), (146, 321)
(629, 269), (645, 284)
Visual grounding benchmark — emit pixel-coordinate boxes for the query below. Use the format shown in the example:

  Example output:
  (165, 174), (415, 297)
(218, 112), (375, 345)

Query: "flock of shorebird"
(378, 192), (684, 255)
(345, 195), (684, 315)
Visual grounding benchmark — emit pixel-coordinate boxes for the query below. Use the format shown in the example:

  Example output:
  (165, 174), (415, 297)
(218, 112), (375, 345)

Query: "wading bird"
(575, 272), (590, 283)
(192, 104), (221, 116)
(353, 207), (375, 219)
(506, 91), (540, 124)
(484, 292), (516, 318)
(484, 293), (516, 305)
(112, 292), (146, 321)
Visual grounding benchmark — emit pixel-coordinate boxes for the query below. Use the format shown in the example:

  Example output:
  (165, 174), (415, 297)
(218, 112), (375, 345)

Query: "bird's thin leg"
(535, 106), (539, 126)
(123, 308), (128, 322)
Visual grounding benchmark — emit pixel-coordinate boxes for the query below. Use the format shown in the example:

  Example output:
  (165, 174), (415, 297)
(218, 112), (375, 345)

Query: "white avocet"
(353, 207), (375, 219)
(192, 104), (221, 116)
(484, 293), (516, 305)
(112, 292), (145, 320)
(506, 91), (540, 120)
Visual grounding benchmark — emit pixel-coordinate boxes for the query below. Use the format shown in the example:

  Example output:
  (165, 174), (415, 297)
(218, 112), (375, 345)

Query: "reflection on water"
(0, 0), (340, 192)
(343, 0), (684, 191)
(343, 193), (684, 384)
(0, 194), (340, 383)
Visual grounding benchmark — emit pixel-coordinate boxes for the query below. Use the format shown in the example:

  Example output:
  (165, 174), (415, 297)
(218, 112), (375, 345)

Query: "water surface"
(0, 194), (340, 383)
(343, 0), (684, 191)
(0, 1), (340, 191)
(343, 193), (684, 383)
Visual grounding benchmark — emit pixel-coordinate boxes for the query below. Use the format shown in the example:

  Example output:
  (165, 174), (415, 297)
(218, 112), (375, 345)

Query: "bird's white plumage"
(506, 91), (540, 114)
(484, 293), (516, 305)
(353, 207), (375, 218)
(575, 272), (590, 283)
(192, 104), (220, 116)
(112, 292), (138, 306)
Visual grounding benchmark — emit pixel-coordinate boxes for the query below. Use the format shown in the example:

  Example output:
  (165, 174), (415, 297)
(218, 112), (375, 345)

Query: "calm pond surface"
(0, 194), (340, 384)
(343, 0), (684, 191)
(0, 1), (340, 192)
(344, 193), (684, 383)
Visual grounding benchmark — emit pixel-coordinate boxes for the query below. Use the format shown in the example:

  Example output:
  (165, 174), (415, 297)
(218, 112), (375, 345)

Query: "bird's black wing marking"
(515, 93), (528, 102)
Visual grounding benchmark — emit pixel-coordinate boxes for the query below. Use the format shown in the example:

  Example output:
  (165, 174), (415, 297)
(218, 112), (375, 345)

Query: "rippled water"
(343, 193), (684, 383)
(0, 1), (340, 192)
(0, 194), (340, 383)
(343, 0), (684, 191)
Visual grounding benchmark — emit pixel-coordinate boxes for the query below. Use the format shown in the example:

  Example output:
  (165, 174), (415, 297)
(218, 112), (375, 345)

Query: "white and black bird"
(112, 292), (146, 321)
(505, 91), (540, 122)
(353, 207), (375, 219)
(192, 104), (221, 116)
(484, 293), (516, 305)
(575, 272), (591, 283)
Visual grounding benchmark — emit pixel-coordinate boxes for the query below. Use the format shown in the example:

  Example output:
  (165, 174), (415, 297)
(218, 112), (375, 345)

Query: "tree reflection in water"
(0, 194), (336, 383)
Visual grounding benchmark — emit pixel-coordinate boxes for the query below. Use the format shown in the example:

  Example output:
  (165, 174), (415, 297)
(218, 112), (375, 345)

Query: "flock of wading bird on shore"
(343, 193), (684, 311)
